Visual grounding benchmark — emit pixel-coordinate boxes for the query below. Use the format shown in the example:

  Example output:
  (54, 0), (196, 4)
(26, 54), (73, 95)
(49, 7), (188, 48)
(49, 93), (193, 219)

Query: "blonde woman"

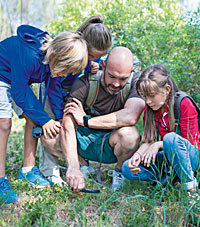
(0, 24), (88, 204)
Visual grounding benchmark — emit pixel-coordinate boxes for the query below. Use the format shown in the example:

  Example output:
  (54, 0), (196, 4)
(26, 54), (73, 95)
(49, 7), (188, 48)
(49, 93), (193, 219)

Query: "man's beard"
(103, 72), (124, 95)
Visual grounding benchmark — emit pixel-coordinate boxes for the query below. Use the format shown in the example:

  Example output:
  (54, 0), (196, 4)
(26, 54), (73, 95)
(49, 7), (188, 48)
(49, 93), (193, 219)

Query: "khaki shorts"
(0, 81), (13, 118)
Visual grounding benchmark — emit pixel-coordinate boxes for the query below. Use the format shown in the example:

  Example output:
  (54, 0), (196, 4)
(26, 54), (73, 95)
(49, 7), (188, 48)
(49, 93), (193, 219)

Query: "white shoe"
(188, 189), (200, 204)
(47, 175), (66, 187)
(80, 165), (95, 178)
(108, 169), (125, 191)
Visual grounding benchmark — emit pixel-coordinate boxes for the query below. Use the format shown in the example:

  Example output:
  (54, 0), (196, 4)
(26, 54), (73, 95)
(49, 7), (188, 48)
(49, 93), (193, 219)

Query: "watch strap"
(83, 115), (91, 127)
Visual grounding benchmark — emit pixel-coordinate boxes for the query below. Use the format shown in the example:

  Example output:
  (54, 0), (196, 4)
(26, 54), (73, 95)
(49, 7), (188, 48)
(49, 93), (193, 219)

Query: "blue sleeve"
(47, 76), (64, 120)
(83, 60), (91, 74)
(84, 58), (101, 74)
(94, 57), (101, 64)
(61, 58), (101, 96)
(10, 46), (51, 126)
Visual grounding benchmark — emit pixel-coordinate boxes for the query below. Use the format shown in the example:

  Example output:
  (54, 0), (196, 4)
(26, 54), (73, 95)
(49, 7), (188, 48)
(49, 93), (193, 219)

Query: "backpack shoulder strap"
(174, 91), (187, 121)
(121, 72), (134, 105)
(174, 91), (200, 135)
(85, 71), (101, 108)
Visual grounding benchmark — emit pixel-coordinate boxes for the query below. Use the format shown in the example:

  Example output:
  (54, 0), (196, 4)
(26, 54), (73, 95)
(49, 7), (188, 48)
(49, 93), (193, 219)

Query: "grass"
(0, 114), (200, 226)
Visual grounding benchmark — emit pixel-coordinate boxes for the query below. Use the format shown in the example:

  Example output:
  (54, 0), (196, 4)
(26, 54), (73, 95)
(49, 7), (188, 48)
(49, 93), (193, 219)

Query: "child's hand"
(90, 61), (99, 74)
(142, 142), (162, 167)
(128, 152), (141, 174)
(42, 119), (61, 138)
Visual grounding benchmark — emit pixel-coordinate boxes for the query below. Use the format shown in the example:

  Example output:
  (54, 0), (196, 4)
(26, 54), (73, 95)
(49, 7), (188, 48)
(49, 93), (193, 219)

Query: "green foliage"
(46, 0), (199, 105)
(1, 2), (200, 226)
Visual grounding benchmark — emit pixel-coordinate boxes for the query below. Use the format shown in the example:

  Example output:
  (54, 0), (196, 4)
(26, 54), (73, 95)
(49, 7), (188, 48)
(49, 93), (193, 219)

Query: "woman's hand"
(142, 141), (163, 167)
(90, 61), (99, 74)
(64, 98), (86, 126)
(128, 152), (141, 174)
(42, 119), (61, 139)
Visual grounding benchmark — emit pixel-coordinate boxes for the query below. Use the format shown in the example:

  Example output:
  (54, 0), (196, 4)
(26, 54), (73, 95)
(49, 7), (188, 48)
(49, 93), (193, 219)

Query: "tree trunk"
(21, 0), (28, 24)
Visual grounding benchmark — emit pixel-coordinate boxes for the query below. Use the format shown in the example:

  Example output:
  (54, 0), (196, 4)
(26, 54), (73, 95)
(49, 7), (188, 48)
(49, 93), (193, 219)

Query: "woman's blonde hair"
(41, 31), (88, 76)
(77, 15), (112, 52)
(136, 64), (179, 143)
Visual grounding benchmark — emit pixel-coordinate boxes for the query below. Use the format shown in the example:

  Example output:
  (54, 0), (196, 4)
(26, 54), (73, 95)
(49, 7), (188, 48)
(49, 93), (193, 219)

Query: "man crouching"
(41, 46), (145, 192)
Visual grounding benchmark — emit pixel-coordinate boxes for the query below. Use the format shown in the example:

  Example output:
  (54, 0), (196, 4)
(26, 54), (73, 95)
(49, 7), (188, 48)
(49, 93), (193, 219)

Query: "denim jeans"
(122, 132), (199, 190)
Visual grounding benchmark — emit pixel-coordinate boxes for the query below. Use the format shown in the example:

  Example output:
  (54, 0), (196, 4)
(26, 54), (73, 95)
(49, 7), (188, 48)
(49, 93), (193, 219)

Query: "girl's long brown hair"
(136, 64), (179, 143)
(77, 15), (112, 52)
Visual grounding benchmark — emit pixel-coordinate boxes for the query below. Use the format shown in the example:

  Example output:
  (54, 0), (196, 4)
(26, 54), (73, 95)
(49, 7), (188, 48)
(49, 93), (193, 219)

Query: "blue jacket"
(0, 25), (63, 126)
(61, 58), (101, 86)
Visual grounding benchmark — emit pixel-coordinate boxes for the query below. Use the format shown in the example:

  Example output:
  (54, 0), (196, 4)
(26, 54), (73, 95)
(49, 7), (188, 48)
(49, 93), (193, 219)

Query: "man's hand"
(42, 119), (61, 139)
(64, 98), (86, 126)
(90, 61), (99, 74)
(128, 152), (141, 174)
(66, 167), (85, 192)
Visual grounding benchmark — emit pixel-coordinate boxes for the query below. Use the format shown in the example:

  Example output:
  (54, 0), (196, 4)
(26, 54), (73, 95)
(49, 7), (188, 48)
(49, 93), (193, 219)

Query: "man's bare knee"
(111, 127), (140, 149)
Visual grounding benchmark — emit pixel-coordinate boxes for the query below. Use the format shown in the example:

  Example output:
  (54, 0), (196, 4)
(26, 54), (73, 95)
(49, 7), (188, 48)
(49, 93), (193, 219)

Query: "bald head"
(101, 46), (134, 95)
(106, 46), (133, 72)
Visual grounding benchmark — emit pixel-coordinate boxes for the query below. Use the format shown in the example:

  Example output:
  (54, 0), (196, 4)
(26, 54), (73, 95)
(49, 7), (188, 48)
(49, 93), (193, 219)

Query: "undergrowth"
(0, 114), (199, 226)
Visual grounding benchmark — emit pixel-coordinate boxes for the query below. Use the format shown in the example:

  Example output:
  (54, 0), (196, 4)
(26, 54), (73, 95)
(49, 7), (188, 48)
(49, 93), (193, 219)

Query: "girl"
(0, 24), (88, 204)
(38, 15), (112, 185)
(61, 15), (111, 90)
(122, 64), (199, 198)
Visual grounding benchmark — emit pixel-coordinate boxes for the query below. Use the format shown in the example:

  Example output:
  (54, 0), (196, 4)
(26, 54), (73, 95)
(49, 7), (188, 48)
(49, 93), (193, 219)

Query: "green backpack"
(85, 70), (134, 111)
(174, 91), (200, 135)
(85, 54), (142, 113)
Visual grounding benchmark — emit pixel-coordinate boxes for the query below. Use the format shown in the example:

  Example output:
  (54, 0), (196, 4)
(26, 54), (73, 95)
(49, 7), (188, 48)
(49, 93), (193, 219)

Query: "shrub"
(46, 0), (199, 104)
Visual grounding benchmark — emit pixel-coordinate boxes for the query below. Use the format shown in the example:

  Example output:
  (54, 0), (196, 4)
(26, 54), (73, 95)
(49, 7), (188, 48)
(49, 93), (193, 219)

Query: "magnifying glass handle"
(80, 188), (100, 193)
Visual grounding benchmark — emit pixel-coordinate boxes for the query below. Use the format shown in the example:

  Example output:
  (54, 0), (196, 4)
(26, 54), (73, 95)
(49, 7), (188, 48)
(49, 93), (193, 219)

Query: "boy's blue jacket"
(61, 57), (101, 88)
(0, 25), (63, 126)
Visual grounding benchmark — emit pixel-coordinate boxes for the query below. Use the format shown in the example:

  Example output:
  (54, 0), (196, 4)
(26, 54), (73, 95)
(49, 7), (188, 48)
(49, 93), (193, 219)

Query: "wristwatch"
(83, 115), (91, 127)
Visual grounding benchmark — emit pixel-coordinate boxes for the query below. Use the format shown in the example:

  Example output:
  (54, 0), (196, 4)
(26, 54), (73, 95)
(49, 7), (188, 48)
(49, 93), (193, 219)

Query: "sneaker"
(80, 165), (95, 178)
(0, 175), (18, 204)
(188, 189), (200, 204)
(17, 166), (50, 188)
(47, 175), (66, 187)
(108, 169), (125, 191)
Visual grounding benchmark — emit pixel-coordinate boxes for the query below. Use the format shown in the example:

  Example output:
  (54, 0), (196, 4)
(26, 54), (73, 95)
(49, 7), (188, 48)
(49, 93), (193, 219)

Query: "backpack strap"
(120, 72), (134, 105)
(174, 91), (187, 135)
(174, 91), (200, 135)
(85, 71), (101, 108)
(86, 70), (134, 109)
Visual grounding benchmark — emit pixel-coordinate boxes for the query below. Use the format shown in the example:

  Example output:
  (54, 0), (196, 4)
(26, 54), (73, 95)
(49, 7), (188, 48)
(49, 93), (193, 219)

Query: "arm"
(64, 97), (145, 129)
(47, 76), (64, 120)
(10, 49), (61, 137)
(60, 113), (85, 192)
(10, 54), (51, 126)
(88, 97), (145, 129)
